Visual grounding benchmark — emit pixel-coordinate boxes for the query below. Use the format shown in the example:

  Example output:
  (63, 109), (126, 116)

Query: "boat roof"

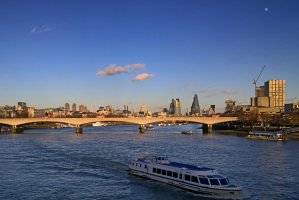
(135, 156), (214, 172)
(164, 162), (214, 171)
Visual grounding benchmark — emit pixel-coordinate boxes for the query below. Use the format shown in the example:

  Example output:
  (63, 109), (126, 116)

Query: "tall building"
(79, 104), (85, 112)
(265, 80), (286, 109)
(251, 79), (286, 113)
(65, 103), (70, 113)
(72, 103), (76, 112)
(169, 98), (181, 116)
(190, 94), (200, 115)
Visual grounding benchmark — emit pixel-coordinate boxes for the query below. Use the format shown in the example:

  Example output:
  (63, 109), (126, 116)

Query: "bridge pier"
(76, 125), (83, 134)
(139, 124), (145, 134)
(12, 125), (23, 134)
(202, 124), (212, 134)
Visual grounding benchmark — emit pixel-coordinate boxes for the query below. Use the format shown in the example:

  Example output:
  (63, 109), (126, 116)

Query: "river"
(0, 124), (298, 200)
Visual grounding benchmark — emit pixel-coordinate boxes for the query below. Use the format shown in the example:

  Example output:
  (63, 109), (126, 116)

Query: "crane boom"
(253, 65), (266, 96)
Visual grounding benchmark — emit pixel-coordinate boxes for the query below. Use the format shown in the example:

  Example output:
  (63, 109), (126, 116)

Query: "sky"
(0, 0), (299, 112)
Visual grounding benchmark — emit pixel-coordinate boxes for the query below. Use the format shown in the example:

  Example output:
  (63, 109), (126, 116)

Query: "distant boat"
(181, 130), (193, 135)
(145, 124), (155, 130)
(247, 131), (287, 141)
(92, 122), (107, 127)
(158, 123), (167, 127)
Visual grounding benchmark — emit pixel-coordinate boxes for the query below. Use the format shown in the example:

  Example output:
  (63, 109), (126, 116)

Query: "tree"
(248, 110), (259, 130)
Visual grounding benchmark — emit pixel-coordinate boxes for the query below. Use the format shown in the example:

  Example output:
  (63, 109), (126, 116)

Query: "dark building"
(190, 94), (200, 116)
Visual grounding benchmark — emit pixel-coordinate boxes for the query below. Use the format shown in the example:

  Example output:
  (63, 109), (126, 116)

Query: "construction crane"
(253, 65), (266, 96)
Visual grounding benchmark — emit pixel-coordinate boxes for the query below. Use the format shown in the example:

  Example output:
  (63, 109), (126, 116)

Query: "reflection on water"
(0, 124), (298, 200)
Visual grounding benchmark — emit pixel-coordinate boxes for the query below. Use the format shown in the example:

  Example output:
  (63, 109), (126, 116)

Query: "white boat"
(145, 124), (155, 130)
(181, 130), (193, 135)
(247, 131), (287, 141)
(92, 122), (107, 127)
(129, 156), (242, 199)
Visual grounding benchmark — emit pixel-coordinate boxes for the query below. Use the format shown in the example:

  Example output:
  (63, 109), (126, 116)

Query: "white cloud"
(199, 88), (237, 97)
(30, 25), (51, 34)
(222, 88), (237, 95)
(199, 88), (219, 97)
(132, 73), (154, 81)
(96, 63), (146, 76)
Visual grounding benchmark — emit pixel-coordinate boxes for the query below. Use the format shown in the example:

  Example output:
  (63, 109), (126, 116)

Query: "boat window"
(162, 170), (166, 175)
(140, 164), (142, 168)
(153, 168), (156, 173)
(144, 165), (147, 169)
(191, 176), (199, 183)
(199, 178), (209, 185)
(219, 179), (228, 185)
(135, 163), (138, 167)
(184, 175), (190, 181)
(173, 172), (178, 178)
(157, 169), (161, 174)
(167, 171), (172, 177)
(209, 179), (220, 185)
(179, 174), (182, 179)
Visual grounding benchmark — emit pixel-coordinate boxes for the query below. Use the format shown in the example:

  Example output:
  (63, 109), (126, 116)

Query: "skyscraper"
(190, 94), (200, 115)
(72, 103), (76, 112)
(265, 80), (286, 109)
(250, 79), (286, 113)
(169, 98), (181, 116)
(65, 103), (70, 113)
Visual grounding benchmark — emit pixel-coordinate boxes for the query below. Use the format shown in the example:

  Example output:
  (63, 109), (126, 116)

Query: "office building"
(169, 98), (181, 116)
(190, 94), (200, 116)
(65, 103), (70, 113)
(251, 79), (286, 113)
(72, 103), (77, 112)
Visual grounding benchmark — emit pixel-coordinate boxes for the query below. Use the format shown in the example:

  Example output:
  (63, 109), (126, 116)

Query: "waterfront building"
(72, 103), (77, 112)
(16, 102), (28, 117)
(138, 104), (151, 117)
(0, 105), (16, 118)
(265, 80), (286, 109)
(30, 108), (48, 118)
(224, 99), (236, 113)
(251, 79), (286, 113)
(190, 94), (200, 116)
(285, 102), (299, 114)
(169, 98), (181, 116)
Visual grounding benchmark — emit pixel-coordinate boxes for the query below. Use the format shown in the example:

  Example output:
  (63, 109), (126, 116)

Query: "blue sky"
(0, 0), (299, 112)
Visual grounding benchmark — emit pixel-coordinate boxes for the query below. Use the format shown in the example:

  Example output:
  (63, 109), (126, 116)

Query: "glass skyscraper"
(190, 94), (200, 115)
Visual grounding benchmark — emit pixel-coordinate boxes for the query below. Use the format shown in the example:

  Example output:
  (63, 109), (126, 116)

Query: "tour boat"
(128, 156), (242, 199)
(247, 131), (287, 141)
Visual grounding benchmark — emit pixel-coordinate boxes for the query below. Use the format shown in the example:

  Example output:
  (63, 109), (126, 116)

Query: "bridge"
(0, 117), (238, 134)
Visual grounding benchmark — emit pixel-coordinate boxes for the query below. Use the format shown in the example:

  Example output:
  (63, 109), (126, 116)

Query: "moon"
(264, 7), (269, 12)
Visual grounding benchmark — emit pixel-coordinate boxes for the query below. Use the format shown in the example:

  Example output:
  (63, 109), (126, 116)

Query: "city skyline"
(1, 0), (299, 112)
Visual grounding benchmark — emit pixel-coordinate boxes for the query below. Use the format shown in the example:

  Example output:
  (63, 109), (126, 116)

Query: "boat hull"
(128, 167), (243, 199)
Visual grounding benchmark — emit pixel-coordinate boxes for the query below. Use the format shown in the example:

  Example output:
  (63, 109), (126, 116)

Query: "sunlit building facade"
(169, 98), (181, 116)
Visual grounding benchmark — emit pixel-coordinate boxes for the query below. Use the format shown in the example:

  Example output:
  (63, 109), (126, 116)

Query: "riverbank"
(214, 128), (299, 140)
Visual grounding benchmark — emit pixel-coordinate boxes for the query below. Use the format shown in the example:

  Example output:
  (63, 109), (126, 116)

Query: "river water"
(0, 124), (298, 200)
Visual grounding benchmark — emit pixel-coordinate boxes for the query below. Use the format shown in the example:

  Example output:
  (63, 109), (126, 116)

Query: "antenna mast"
(253, 65), (266, 96)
